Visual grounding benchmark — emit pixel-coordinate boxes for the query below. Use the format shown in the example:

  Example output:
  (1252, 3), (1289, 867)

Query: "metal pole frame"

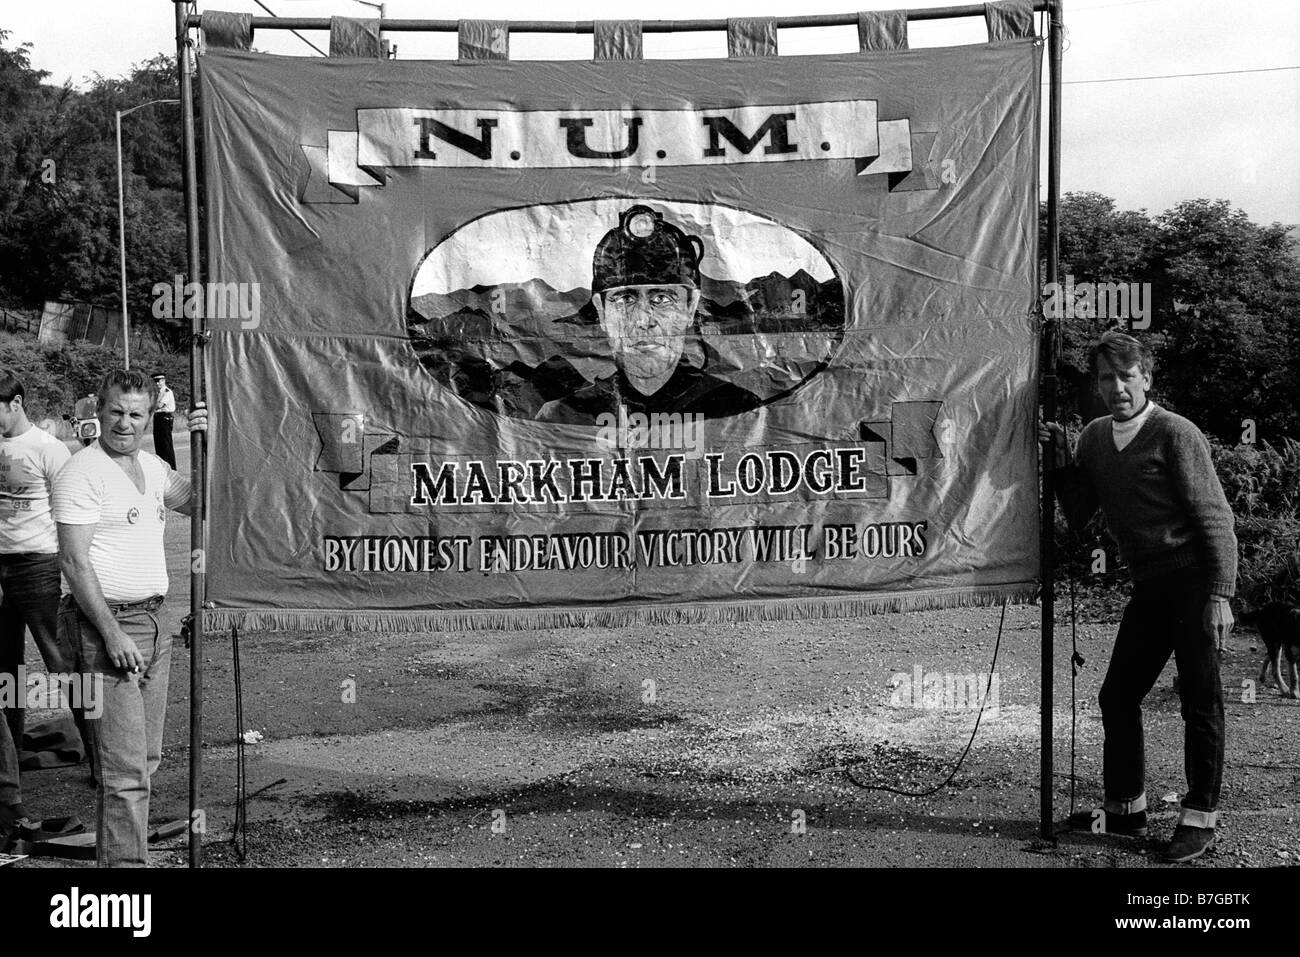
(174, 0), (206, 869)
(1040, 0), (1065, 841)
(184, 3), (1053, 31)
(172, 0), (1064, 862)
(115, 112), (128, 370)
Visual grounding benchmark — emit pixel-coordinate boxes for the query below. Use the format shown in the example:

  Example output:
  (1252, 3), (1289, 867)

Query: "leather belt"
(108, 595), (165, 614)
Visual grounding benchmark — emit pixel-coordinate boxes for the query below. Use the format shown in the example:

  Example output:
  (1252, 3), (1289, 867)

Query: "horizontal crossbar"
(184, 3), (1055, 34)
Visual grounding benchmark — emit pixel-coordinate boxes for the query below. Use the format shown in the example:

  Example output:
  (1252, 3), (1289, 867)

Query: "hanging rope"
(845, 599), (1008, 796)
(1068, 563), (1083, 818)
(228, 622), (248, 862)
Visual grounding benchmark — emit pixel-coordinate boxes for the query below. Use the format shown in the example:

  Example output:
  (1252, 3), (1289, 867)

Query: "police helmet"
(592, 206), (705, 294)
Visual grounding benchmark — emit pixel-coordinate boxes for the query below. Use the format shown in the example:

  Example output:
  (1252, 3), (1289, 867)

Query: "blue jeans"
(1, 552), (88, 806)
(60, 596), (171, 868)
(1099, 571), (1225, 818)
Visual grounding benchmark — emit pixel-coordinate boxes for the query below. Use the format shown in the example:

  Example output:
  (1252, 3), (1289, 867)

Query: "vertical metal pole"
(1040, 0), (1064, 841)
(116, 112), (130, 370)
(175, 0), (206, 869)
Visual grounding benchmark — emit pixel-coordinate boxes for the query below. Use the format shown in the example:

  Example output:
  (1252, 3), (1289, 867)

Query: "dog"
(1240, 602), (1300, 699)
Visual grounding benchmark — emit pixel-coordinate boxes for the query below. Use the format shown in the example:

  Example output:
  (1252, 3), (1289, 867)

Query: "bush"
(1052, 436), (1300, 611)
(1209, 436), (1300, 607)
(0, 328), (191, 425)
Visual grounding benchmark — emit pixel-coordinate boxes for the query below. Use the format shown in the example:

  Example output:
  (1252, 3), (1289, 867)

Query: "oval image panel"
(406, 197), (845, 425)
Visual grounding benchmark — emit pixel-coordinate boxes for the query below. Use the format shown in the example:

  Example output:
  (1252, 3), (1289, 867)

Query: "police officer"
(537, 206), (757, 424)
(150, 373), (177, 471)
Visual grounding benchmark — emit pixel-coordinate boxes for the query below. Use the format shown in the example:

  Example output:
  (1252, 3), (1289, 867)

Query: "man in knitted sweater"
(1040, 331), (1237, 863)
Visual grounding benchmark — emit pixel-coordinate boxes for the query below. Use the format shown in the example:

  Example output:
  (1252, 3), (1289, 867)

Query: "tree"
(1044, 193), (1300, 442)
(1151, 200), (1300, 441)
(1042, 191), (1162, 418)
(0, 33), (187, 344)
(0, 29), (72, 302)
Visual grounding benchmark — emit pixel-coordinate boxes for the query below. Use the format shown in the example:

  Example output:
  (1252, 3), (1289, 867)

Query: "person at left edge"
(52, 369), (206, 867)
(150, 373), (177, 471)
(0, 368), (79, 850)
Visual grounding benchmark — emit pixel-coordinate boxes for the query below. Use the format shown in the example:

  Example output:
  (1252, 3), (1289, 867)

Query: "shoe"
(0, 802), (36, 829)
(1165, 825), (1215, 863)
(1065, 807), (1148, 837)
(20, 815), (85, 842)
(0, 803), (37, 853)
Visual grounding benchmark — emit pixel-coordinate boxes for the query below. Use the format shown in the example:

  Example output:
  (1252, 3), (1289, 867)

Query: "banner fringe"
(202, 583), (1038, 635)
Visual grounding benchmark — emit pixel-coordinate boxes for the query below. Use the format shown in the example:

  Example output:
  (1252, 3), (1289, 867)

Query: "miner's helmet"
(592, 205), (705, 295)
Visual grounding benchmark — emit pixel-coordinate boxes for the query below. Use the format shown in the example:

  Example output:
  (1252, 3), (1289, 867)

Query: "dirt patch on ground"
(14, 438), (1298, 867)
(18, 593), (1300, 868)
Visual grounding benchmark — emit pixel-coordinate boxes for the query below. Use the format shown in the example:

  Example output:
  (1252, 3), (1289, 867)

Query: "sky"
(412, 199), (835, 295)
(5, 0), (1299, 227)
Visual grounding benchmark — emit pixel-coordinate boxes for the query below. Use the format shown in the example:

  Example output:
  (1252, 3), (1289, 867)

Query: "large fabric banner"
(199, 38), (1043, 631)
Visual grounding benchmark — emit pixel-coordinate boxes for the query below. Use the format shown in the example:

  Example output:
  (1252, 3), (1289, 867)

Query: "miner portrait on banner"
(536, 205), (760, 424)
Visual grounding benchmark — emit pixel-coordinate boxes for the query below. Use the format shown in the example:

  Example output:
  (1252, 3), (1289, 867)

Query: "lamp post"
(116, 98), (179, 369)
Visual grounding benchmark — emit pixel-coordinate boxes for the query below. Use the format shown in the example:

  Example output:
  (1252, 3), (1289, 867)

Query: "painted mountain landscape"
(406, 271), (845, 421)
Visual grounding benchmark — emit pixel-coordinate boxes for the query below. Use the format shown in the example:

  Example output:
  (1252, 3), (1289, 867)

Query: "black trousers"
(1, 552), (95, 798)
(1099, 571), (1225, 814)
(153, 412), (176, 470)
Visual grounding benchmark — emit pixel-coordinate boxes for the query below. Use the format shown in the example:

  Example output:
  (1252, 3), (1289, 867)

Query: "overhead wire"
(252, 0), (328, 57)
(1063, 64), (1300, 84)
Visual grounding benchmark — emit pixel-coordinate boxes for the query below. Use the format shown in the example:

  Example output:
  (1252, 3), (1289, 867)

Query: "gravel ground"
(17, 594), (1300, 869)
(13, 436), (1299, 868)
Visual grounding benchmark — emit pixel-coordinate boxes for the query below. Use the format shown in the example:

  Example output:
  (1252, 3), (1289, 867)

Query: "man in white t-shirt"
(1, 368), (78, 850)
(52, 368), (206, 868)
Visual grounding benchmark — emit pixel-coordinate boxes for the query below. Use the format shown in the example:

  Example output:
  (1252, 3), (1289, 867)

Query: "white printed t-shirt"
(0, 424), (72, 554)
(52, 443), (189, 602)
